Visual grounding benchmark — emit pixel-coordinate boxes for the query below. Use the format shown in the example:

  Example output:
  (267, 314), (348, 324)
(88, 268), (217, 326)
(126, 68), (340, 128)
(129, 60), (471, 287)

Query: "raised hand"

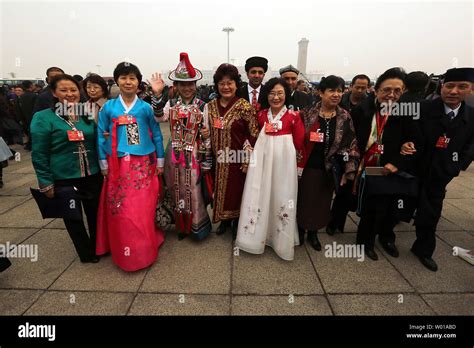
(148, 73), (165, 97)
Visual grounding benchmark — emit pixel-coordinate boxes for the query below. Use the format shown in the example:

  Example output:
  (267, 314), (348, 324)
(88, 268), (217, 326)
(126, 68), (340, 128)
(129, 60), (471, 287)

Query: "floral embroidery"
(277, 205), (290, 229)
(107, 157), (154, 215)
(242, 206), (262, 234)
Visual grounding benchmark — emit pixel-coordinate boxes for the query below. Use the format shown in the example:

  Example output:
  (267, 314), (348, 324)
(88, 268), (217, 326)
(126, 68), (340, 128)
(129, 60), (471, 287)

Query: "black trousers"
(412, 183), (446, 258)
(328, 181), (355, 232)
(55, 173), (103, 261)
(357, 194), (398, 250)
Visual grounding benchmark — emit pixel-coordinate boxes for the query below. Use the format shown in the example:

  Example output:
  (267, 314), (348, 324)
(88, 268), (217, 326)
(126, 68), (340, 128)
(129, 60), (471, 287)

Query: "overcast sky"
(1, 0), (473, 81)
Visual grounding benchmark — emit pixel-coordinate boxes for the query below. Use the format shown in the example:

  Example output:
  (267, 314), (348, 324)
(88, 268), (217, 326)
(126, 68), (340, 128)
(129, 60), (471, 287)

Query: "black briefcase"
(364, 170), (419, 197)
(30, 186), (83, 220)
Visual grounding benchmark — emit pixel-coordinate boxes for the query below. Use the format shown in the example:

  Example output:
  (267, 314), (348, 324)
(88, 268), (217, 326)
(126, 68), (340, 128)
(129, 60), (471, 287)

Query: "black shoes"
(298, 227), (305, 245)
(307, 231), (321, 251)
(81, 256), (100, 263)
(381, 242), (399, 258)
(411, 249), (438, 272)
(216, 220), (237, 240)
(326, 224), (343, 236)
(216, 221), (230, 235)
(365, 248), (379, 261)
(231, 219), (238, 241)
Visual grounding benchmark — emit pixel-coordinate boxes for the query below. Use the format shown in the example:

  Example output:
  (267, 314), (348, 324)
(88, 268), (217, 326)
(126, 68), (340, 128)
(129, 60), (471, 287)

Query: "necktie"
(447, 111), (455, 120)
(251, 89), (258, 107)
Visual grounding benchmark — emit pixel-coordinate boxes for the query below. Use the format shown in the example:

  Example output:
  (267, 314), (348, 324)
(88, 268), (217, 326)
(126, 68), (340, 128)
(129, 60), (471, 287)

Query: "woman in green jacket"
(31, 74), (102, 263)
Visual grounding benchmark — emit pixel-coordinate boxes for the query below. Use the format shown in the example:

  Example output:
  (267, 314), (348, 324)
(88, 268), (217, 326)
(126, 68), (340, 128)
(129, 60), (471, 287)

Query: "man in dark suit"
(32, 66), (64, 114)
(18, 81), (37, 150)
(401, 67), (474, 271)
(279, 64), (312, 111)
(237, 56), (268, 111)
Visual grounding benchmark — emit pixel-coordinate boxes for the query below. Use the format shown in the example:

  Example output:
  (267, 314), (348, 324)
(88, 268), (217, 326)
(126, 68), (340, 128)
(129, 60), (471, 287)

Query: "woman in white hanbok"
(236, 78), (305, 260)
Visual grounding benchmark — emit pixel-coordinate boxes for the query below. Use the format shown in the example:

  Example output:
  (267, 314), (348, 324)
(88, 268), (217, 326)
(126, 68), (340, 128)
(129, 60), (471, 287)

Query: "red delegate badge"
(436, 135), (450, 148)
(118, 115), (137, 125)
(67, 130), (84, 142)
(265, 122), (279, 133)
(310, 130), (324, 143)
(213, 118), (224, 129)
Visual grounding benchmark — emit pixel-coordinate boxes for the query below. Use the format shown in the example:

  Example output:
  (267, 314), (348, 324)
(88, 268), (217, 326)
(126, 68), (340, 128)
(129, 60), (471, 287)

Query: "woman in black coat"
(351, 67), (421, 260)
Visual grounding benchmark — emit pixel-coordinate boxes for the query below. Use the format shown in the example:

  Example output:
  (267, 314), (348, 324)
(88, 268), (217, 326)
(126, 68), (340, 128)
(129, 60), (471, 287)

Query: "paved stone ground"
(1, 125), (473, 315)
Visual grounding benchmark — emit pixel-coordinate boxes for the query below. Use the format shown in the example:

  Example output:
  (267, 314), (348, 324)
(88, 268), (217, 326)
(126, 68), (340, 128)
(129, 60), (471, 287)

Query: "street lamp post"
(96, 65), (102, 75)
(222, 27), (234, 64)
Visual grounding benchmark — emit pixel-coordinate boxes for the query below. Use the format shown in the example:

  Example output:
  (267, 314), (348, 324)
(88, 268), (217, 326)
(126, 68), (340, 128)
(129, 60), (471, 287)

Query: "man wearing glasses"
(401, 67), (474, 272)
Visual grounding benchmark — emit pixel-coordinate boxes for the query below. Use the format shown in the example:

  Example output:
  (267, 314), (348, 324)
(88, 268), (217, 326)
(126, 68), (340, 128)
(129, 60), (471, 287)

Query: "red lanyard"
(375, 111), (389, 141)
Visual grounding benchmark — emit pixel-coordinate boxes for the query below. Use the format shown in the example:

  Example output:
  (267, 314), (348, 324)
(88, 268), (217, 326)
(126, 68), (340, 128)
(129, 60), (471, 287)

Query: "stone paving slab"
(378, 232), (474, 293)
(128, 294), (230, 315)
(0, 196), (31, 214)
(437, 231), (474, 250)
(140, 232), (232, 294)
(231, 295), (332, 315)
(50, 255), (148, 293)
(0, 229), (76, 290)
(421, 293), (474, 315)
(0, 174), (37, 195)
(24, 290), (134, 315)
(328, 294), (435, 315)
(309, 233), (414, 294)
(0, 289), (43, 315)
(0, 228), (39, 245)
(232, 243), (323, 295)
(0, 199), (53, 228)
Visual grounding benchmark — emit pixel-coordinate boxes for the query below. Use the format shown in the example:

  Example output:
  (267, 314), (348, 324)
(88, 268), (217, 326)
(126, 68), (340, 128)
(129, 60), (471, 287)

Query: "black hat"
(279, 64), (299, 75)
(444, 67), (474, 83)
(245, 56), (268, 73)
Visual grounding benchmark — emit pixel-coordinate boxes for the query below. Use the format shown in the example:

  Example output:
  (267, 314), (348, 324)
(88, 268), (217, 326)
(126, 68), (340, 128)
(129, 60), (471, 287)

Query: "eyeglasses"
(379, 87), (403, 95)
(217, 81), (235, 88)
(268, 92), (285, 98)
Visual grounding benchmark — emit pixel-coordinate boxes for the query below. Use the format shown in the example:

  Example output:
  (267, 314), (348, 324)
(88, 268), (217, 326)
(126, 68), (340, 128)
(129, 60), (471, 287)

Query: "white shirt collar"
(119, 94), (138, 114)
(248, 84), (261, 94)
(444, 103), (462, 118)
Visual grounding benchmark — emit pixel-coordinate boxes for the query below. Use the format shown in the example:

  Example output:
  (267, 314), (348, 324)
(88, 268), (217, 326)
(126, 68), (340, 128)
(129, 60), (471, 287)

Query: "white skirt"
(0, 137), (12, 162)
(236, 129), (299, 261)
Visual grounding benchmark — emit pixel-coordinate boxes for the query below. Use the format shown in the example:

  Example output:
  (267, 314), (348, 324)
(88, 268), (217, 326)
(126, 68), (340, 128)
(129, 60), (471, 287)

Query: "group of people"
(18, 53), (474, 274)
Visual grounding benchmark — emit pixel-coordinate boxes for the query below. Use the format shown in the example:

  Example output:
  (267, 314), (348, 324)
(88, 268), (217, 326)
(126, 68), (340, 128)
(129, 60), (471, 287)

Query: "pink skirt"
(96, 153), (164, 272)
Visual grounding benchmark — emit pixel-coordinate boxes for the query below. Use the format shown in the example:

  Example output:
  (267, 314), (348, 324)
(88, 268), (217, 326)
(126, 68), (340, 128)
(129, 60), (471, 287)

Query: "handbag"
(30, 186), (83, 220)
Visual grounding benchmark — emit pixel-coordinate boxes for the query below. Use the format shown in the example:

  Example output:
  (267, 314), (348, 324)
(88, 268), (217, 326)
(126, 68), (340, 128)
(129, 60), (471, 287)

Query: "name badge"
(436, 136), (450, 148)
(213, 118), (224, 129)
(67, 130), (84, 142)
(118, 115), (137, 125)
(310, 130), (324, 143)
(375, 144), (384, 154)
(265, 122), (279, 133)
